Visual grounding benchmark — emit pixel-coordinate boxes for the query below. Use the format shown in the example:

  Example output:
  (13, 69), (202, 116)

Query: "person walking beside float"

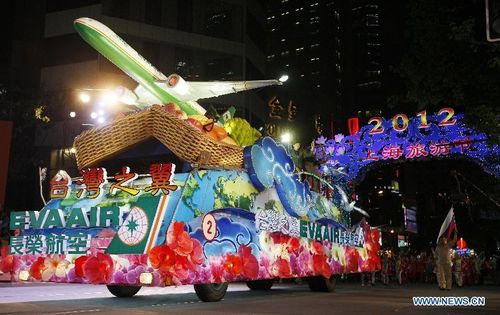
(435, 207), (458, 290)
(453, 253), (463, 287)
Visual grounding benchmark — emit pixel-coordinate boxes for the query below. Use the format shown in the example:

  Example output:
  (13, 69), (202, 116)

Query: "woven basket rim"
(74, 106), (244, 169)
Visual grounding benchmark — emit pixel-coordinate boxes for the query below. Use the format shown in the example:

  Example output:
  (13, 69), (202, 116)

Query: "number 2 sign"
(202, 213), (217, 241)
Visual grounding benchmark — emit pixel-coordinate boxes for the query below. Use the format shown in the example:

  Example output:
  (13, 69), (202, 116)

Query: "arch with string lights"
(314, 108), (499, 181)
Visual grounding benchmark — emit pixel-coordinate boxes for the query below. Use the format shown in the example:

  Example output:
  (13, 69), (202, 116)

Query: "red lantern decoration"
(347, 117), (359, 135)
(457, 237), (467, 249)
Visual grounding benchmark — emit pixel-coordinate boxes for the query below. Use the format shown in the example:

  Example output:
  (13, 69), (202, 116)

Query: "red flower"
(167, 221), (193, 256)
(365, 229), (381, 252)
(287, 237), (300, 253)
(313, 254), (332, 279)
(224, 254), (243, 276)
(30, 257), (45, 280)
(210, 263), (224, 283)
(272, 258), (291, 278)
(0, 246), (13, 273)
(270, 233), (292, 246)
(312, 241), (324, 255)
(344, 247), (360, 273)
(74, 256), (88, 278)
(189, 239), (204, 266)
(83, 253), (114, 284)
(167, 255), (190, 283)
(149, 244), (175, 271)
(149, 224), (205, 282)
(238, 245), (259, 279)
(269, 232), (283, 244)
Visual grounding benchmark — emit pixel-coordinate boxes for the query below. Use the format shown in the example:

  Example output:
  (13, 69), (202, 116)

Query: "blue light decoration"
(314, 108), (499, 181)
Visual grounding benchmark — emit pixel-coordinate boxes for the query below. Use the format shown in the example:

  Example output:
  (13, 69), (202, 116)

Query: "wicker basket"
(74, 105), (244, 169)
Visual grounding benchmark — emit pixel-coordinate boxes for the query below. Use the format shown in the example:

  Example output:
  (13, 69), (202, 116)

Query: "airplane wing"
(185, 79), (282, 101)
(132, 76), (282, 111)
(149, 75), (282, 102)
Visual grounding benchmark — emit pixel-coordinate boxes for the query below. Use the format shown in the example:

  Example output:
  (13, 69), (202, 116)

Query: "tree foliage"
(393, 0), (500, 143)
(0, 85), (49, 210)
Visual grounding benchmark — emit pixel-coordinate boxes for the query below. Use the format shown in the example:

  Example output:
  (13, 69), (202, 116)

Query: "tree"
(391, 0), (500, 143)
(0, 85), (49, 210)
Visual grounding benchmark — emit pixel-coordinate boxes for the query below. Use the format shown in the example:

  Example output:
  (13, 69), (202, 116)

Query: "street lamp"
(278, 74), (289, 83)
(79, 92), (91, 103)
(102, 90), (119, 106)
(69, 111), (76, 118)
(281, 132), (292, 144)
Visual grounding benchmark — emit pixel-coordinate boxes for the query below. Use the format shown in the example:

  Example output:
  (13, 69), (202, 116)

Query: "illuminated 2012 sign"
(367, 108), (457, 134)
(315, 108), (499, 180)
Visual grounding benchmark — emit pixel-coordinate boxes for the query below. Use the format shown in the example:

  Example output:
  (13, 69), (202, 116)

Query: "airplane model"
(74, 17), (283, 116)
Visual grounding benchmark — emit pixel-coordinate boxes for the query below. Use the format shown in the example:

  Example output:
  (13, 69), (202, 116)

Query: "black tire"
(106, 285), (141, 297)
(308, 275), (336, 292)
(246, 279), (274, 290)
(194, 283), (228, 302)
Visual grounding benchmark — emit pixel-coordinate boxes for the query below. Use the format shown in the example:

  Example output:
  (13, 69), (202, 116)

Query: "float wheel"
(194, 283), (228, 302)
(246, 279), (274, 290)
(106, 285), (141, 297)
(308, 276), (336, 292)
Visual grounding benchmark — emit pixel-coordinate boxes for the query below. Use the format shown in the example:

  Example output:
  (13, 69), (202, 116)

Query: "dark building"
(265, 0), (404, 138)
(0, 1), (45, 92)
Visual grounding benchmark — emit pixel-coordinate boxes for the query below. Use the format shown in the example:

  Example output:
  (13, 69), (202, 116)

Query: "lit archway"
(315, 108), (499, 182)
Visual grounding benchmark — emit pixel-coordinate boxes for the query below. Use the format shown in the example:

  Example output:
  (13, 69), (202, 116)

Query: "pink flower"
(125, 254), (148, 266)
(209, 259), (225, 284)
(258, 255), (271, 278)
(297, 251), (312, 275)
(316, 136), (327, 145)
(42, 255), (70, 281)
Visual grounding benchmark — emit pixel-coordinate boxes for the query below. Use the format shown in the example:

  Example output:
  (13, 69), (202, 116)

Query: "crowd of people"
(368, 248), (492, 288)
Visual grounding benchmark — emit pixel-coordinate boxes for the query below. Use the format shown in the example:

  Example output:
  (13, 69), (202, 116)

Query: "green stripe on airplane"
(74, 21), (201, 116)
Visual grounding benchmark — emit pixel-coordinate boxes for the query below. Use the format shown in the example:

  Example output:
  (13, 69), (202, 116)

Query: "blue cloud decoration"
(244, 137), (313, 218)
(186, 208), (259, 258)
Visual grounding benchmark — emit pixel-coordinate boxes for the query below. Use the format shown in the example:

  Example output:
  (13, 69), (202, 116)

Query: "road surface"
(0, 280), (498, 315)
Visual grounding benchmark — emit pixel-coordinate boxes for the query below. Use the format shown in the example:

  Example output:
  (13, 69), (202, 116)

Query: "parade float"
(0, 18), (380, 302)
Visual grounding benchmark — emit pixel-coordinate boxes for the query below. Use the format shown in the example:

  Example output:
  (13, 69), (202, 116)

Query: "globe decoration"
(117, 206), (149, 246)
